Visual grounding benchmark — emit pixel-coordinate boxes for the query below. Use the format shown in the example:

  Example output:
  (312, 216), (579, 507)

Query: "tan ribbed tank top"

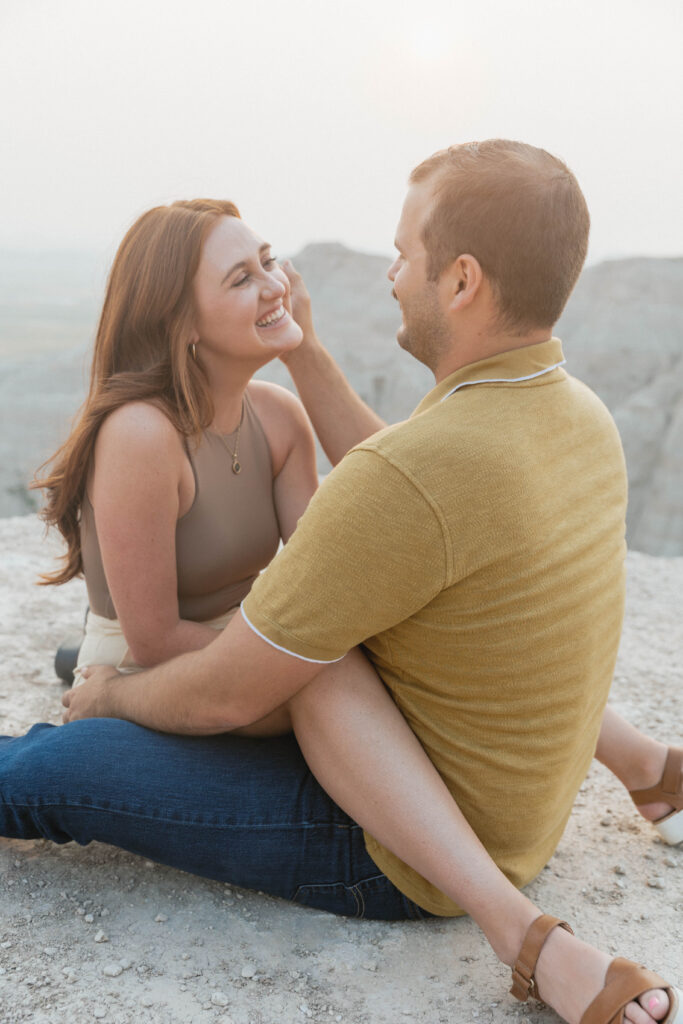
(80, 392), (281, 621)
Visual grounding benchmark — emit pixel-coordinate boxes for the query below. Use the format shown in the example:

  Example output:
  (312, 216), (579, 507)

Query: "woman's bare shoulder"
(93, 403), (189, 488)
(97, 401), (183, 454)
(247, 381), (315, 475)
(247, 380), (308, 425)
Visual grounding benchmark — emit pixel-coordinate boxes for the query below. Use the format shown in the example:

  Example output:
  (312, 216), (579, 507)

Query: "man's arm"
(280, 260), (387, 466)
(62, 612), (325, 734)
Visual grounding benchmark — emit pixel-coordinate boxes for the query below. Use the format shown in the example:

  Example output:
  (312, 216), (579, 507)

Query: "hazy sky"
(2, 0), (682, 268)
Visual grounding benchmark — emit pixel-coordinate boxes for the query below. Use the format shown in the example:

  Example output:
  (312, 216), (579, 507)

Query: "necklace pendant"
(232, 459), (241, 475)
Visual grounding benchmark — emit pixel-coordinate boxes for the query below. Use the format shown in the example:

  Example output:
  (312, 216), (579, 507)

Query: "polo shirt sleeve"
(241, 447), (448, 662)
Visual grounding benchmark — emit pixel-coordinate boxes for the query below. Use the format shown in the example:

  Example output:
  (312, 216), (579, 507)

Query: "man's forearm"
(94, 645), (242, 735)
(65, 613), (324, 734)
(285, 333), (387, 466)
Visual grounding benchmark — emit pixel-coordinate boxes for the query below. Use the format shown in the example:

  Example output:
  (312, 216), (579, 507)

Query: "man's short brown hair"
(410, 140), (590, 330)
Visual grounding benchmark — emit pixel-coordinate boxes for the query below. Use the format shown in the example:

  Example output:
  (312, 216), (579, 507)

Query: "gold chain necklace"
(218, 401), (244, 475)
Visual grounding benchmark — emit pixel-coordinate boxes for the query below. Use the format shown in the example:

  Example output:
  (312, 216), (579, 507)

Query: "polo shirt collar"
(411, 338), (566, 417)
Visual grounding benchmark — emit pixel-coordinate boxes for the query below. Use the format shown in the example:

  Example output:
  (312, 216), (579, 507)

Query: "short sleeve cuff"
(240, 601), (346, 664)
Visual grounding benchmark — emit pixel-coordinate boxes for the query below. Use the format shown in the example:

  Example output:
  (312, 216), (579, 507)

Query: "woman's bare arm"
(89, 402), (218, 667)
(247, 380), (319, 542)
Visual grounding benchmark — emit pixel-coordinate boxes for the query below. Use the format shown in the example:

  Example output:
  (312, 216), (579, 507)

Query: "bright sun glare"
(411, 25), (450, 62)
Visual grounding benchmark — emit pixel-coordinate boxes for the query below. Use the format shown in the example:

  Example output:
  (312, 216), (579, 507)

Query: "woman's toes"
(624, 989), (670, 1024)
(641, 989), (670, 1022)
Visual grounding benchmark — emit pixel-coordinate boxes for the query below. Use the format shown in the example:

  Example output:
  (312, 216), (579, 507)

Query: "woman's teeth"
(256, 305), (286, 327)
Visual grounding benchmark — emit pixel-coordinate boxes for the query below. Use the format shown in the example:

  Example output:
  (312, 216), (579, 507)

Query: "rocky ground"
(0, 516), (681, 1024)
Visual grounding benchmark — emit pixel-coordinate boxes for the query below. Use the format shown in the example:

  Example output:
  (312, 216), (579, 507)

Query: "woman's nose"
(261, 271), (286, 298)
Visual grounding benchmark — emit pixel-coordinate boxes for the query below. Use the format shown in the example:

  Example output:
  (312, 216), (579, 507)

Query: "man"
(5, 140), (679, 1024)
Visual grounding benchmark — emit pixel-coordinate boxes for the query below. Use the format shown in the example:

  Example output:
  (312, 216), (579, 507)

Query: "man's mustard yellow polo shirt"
(242, 339), (627, 916)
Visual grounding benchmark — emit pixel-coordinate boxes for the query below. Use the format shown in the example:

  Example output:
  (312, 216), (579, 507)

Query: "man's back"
(244, 339), (627, 913)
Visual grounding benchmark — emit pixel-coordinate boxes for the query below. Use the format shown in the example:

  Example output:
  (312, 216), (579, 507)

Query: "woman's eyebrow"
(221, 244), (272, 284)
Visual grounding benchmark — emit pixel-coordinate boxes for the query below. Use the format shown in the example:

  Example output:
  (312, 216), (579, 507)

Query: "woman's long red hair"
(34, 198), (240, 584)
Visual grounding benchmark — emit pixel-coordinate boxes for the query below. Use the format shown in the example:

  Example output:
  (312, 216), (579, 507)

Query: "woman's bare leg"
(284, 650), (671, 1024)
(596, 705), (674, 821)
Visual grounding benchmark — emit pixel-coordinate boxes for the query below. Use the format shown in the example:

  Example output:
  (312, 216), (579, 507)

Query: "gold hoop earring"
(190, 342), (197, 361)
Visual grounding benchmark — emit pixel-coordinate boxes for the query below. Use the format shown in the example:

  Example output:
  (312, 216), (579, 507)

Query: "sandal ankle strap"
(510, 914), (574, 1003)
(629, 747), (683, 810)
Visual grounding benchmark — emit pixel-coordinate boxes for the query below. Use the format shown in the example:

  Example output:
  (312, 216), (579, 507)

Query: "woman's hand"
(61, 665), (122, 723)
(280, 259), (316, 362)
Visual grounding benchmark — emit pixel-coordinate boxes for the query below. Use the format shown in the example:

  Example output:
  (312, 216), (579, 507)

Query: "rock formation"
(1, 247), (682, 555)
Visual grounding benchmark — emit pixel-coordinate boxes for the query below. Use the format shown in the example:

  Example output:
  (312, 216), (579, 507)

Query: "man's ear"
(442, 254), (484, 312)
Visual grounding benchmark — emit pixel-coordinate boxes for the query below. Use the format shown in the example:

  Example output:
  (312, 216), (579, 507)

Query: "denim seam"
(4, 801), (361, 831)
(352, 884), (366, 918)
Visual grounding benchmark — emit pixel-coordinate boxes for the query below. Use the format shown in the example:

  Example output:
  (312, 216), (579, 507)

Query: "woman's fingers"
(280, 257), (300, 281)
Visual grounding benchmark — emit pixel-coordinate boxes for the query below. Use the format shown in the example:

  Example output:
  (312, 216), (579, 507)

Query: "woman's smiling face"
(191, 215), (302, 366)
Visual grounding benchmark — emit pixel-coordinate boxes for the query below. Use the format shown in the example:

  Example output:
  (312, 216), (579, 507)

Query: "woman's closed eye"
(232, 255), (278, 287)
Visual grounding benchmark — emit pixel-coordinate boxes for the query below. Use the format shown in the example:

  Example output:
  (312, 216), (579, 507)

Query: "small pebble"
(1, 941), (12, 950)
(211, 992), (230, 1007)
(663, 856), (677, 868)
(100, 908), (110, 917)
(94, 930), (109, 943)
(600, 817), (612, 827)
(93, 1009), (107, 1020)
(241, 965), (256, 979)
(84, 914), (95, 924)
(119, 959), (132, 971)
(103, 964), (123, 978)
(43, 948), (57, 957)
(154, 913), (168, 923)
(362, 961), (378, 972)
(647, 877), (665, 889)
(613, 864), (626, 875)
(182, 953), (191, 961)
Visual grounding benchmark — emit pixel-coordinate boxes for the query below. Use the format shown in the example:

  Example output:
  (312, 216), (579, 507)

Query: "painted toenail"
(648, 996), (660, 1011)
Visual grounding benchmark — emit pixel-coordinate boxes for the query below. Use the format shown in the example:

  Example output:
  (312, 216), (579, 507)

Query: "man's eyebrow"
(221, 243), (271, 284)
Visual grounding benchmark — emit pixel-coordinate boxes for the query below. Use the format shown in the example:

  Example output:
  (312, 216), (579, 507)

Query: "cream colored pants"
(72, 608), (236, 686)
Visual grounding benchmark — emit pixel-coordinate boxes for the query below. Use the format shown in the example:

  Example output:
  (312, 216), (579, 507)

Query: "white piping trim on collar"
(240, 604), (345, 664)
(440, 359), (566, 401)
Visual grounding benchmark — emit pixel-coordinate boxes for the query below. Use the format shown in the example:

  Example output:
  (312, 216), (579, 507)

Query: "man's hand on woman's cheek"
(61, 665), (122, 723)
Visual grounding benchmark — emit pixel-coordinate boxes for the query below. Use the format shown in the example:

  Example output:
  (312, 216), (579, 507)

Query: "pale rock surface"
(0, 516), (681, 1023)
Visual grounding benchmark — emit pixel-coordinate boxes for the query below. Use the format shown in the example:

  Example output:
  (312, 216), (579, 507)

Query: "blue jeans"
(0, 721), (432, 921)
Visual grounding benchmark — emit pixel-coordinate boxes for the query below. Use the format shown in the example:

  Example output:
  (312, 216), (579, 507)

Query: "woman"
(39, 200), (316, 727)
(14, 197), (681, 1024)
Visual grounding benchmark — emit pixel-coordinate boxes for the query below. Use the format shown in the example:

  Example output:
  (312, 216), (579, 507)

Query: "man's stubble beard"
(395, 285), (451, 371)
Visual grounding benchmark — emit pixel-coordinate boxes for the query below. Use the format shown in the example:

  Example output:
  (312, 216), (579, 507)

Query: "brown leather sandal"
(509, 914), (573, 1003)
(629, 747), (683, 845)
(510, 914), (683, 1024)
(580, 959), (682, 1024)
